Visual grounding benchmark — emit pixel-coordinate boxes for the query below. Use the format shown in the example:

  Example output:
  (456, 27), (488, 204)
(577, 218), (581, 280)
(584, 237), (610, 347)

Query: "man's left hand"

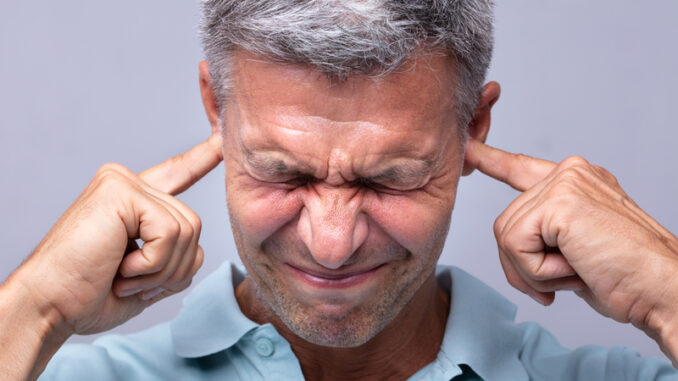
(465, 139), (678, 363)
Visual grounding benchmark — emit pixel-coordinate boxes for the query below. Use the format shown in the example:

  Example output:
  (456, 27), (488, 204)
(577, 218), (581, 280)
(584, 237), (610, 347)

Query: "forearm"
(0, 274), (71, 381)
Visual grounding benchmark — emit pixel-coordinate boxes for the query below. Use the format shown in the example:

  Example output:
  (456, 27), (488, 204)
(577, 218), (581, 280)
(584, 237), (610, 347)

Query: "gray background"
(1, 0), (677, 360)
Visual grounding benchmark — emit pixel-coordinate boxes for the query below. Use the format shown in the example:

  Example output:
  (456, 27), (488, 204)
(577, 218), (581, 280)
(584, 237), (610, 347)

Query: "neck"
(236, 272), (450, 381)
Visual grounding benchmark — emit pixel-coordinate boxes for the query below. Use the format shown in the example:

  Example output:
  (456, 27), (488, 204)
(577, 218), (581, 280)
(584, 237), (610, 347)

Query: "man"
(1, 0), (678, 380)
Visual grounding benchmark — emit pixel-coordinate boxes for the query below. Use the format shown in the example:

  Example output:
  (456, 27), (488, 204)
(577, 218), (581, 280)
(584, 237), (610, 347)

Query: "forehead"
(225, 50), (460, 166)
(230, 49), (457, 121)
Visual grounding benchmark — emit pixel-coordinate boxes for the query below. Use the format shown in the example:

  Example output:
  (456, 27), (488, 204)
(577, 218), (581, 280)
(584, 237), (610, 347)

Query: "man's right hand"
(0, 134), (222, 379)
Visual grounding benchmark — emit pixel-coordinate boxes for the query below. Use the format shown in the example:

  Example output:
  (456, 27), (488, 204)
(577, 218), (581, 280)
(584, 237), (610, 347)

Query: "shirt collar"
(433, 265), (528, 381)
(171, 261), (258, 358)
(171, 262), (528, 380)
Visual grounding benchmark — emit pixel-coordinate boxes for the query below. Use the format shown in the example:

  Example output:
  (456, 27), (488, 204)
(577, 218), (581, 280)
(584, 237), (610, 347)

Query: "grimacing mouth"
(285, 262), (388, 280)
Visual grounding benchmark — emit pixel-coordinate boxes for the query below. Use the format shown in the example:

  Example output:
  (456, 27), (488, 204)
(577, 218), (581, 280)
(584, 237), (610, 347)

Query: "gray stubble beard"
(250, 256), (431, 348)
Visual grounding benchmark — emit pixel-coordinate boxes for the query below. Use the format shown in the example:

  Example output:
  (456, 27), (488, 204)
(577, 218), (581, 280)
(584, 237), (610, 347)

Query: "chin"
(262, 277), (409, 348)
(281, 305), (389, 348)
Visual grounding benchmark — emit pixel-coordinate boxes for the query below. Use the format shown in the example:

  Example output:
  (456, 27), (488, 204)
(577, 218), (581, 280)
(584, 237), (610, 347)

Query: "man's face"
(222, 50), (465, 347)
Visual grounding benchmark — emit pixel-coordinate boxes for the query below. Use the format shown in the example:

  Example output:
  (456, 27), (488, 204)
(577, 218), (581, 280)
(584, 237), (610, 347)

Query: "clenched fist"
(0, 134), (223, 380)
(465, 138), (678, 363)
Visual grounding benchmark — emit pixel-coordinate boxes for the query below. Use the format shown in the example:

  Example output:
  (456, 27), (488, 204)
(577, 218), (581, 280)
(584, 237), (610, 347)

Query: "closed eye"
(283, 175), (315, 187)
(359, 178), (415, 194)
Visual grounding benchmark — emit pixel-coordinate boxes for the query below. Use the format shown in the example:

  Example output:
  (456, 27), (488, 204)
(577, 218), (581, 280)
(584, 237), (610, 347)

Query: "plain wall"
(2, 0), (677, 360)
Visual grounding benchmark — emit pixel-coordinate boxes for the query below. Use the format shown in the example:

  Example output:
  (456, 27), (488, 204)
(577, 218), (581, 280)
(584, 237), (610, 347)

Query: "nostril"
(308, 228), (354, 270)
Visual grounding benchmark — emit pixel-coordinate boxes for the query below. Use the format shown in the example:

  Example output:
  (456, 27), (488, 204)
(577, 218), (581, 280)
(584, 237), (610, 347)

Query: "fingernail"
(118, 288), (142, 298)
(141, 287), (165, 301)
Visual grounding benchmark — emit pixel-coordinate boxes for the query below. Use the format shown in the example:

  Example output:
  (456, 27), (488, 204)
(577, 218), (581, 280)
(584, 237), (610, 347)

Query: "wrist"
(646, 306), (678, 367)
(641, 239), (678, 365)
(6, 264), (73, 335)
(0, 270), (72, 379)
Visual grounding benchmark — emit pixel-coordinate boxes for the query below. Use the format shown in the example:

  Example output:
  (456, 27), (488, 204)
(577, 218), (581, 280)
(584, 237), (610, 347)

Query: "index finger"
(465, 139), (556, 192)
(139, 134), (223, 195)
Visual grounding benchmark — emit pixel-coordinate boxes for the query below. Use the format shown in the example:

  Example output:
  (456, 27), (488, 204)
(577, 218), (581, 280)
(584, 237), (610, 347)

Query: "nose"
(297, 185), (368, 269)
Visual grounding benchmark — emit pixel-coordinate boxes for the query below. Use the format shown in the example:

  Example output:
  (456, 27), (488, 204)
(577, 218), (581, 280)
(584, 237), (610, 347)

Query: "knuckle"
(95, 163), (127, 184)
(164, 274), (187, 289)
(95, 163), (135, 181)
(618, 193), (635, 209)
(165, 263), (196, 288)
(554, 166), (586, 183)
(501, 232), (521, 255)
(594, 165), (619, 184)
(592, 164), (607, 173)
(97, 162), (128, 175)
(498, 251), (529, 294)
(143, 255), (166, 274)
(166, 279), (192, 293)
(162, 218), (182, 239)
(178, 220), (195, 242)
(93, 163), (139, 195)
(188, 213), (202, 232)
(546, 181), (580, 206)
(493, 215), (507, 238)
(504, 270), (525, 292)
(560, 155), (590, 168)
(193, 248), (205, 273)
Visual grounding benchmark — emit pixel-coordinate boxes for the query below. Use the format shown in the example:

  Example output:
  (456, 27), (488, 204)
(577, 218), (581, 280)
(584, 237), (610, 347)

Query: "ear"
(199, 61), (222, 136)
(462, 81), (501, 176)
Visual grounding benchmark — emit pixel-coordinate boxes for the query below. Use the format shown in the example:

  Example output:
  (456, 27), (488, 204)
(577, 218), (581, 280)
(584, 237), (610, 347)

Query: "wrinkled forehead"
(220, 49), (462, 176)
(227, 49), (459, 129)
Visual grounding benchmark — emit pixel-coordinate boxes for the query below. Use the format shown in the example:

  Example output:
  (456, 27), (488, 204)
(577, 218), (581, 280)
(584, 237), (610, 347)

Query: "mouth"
(285, 263), (386, 289)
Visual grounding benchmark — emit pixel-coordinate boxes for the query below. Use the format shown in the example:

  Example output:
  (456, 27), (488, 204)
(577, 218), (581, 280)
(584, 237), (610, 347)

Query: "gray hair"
(200, 0), (494, 129)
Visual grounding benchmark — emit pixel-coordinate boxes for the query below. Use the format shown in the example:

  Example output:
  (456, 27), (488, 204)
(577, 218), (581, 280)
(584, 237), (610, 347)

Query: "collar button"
(255, 337), (275, 357)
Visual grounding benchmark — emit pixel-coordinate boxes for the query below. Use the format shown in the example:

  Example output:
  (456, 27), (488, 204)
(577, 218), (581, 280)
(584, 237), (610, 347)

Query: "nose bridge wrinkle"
(311, 183), (362, 233)
(297, 183), (368, 269)
(325, 147), (357, 185)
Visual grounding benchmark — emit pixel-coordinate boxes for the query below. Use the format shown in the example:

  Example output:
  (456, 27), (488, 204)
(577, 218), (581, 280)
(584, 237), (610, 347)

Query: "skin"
(199, 50), (495, 379)
(1, 48), (678, 381)
(465, 141), (678, 363)
(0, 137), (222, 380)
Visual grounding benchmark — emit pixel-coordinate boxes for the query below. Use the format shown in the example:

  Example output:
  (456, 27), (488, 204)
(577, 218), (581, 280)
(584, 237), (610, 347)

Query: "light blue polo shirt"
(40, 262), (678, 380)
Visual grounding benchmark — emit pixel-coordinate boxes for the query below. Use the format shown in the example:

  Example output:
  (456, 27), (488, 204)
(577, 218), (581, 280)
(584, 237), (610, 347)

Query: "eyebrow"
(367, 160), (433, 183)
(245, 150), (310, 177)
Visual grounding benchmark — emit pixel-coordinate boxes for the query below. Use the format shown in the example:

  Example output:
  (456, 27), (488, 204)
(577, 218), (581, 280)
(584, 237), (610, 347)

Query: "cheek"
(227, 180), (304, 245)
(226, 175), (458, 255)
(364, 191), (456, 256)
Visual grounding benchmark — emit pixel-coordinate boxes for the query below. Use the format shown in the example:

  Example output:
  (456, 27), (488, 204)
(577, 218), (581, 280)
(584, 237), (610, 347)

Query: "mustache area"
(260, 231), (410, 271)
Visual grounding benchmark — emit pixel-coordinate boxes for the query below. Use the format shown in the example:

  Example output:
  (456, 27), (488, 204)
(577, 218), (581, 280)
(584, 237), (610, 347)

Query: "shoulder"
(434, 265), (678, 381)
(40, 261), (250, 381)
(517, 321), (678, 381)
(40, 323), (181, 380)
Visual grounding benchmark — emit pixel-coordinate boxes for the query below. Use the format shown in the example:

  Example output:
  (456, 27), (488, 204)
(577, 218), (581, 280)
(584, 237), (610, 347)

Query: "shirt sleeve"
(38, 324), (181, 381)
(517, 321), (678, 381)
(38, 343), (125, 381)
